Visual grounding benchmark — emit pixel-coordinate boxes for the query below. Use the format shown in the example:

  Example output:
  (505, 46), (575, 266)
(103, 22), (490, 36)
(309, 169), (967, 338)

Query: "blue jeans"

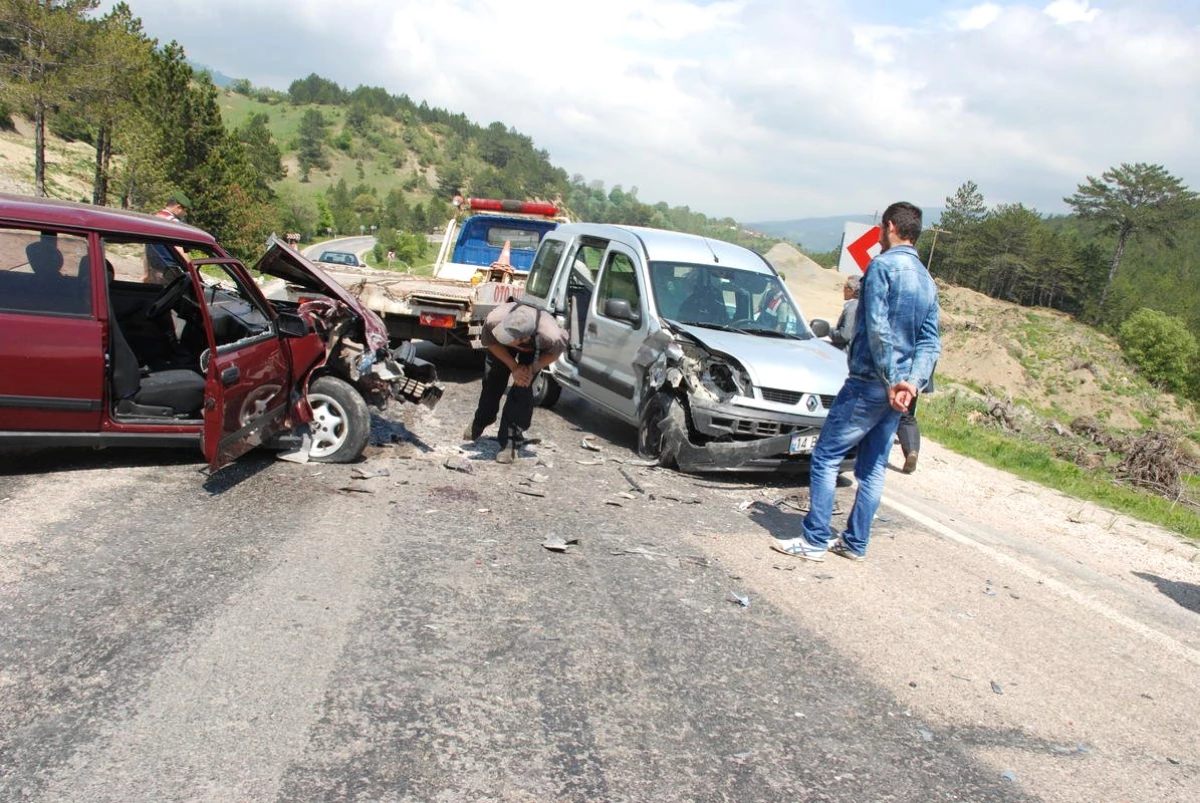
(801, 378), (901, 555)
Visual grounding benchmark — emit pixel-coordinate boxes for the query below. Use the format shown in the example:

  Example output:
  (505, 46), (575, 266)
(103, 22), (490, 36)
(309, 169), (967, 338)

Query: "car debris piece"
(616, 491), (637, 500)
(605, 500), (624, 507)
(618, 467), (644, 493)
(528, 472), (550, 484)
(337, 485), (375, 494)
(990, 680), (1004, 695)
(729, 591), (750, 607)
(352, 466), (391, 480)
(613, 547), (670, 558)
(580, 437), (602, 452)
(444, 456), (474, 474)
(542, 533), (579, 552)
(517, 487), (547, 498)
(576, 458), (606, 466)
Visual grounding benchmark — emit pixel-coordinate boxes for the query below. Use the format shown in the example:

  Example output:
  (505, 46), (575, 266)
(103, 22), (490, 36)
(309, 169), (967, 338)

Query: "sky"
(96, 0), (1200, 223)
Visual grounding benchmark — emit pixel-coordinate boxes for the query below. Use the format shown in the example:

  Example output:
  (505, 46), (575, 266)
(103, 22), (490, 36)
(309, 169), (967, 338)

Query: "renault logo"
(805, 394), (819, 412)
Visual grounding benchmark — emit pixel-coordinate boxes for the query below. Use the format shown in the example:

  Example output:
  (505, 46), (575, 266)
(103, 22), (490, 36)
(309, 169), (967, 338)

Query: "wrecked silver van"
(521, 223), (849, 472)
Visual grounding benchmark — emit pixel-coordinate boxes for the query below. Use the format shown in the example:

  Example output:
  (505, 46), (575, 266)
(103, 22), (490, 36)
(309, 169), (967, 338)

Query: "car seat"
(677, 285), (728, 325)
(108, 295), (206, 417)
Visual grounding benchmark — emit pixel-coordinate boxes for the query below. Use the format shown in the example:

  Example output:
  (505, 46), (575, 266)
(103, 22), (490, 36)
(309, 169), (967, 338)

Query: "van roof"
(551, 222), (775, 274)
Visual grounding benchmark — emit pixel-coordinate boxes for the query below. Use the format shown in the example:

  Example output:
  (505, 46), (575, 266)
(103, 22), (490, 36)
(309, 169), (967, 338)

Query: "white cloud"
(95, 0), (1200, 222)
(1043, 0), (1101, 24)
(952, 3), (1004, 31)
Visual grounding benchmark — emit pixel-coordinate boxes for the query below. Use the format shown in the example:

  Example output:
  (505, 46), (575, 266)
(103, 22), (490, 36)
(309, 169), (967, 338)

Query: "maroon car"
(0, 193), (441, 469)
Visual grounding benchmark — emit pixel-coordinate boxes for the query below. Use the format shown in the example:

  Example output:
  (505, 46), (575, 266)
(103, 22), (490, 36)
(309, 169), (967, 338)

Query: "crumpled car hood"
(253, 236), (388, 353)
(673, 323), (847, 394)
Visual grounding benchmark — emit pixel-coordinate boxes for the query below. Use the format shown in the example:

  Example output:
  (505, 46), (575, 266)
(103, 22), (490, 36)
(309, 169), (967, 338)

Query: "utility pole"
(927, 225), (951, 271)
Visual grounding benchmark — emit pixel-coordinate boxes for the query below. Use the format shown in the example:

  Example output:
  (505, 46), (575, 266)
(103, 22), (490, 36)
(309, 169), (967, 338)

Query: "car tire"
(637, 391), (683, 468)
(530, 371), (562, 408)
(306, 375), (371, 463)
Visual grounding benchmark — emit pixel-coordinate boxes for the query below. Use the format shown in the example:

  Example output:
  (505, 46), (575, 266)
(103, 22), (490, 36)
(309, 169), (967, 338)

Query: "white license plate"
(789, 434), (818, 455)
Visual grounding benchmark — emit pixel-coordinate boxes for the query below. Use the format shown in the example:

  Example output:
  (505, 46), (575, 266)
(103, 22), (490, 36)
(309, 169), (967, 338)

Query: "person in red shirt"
(156, 191), (191, 222)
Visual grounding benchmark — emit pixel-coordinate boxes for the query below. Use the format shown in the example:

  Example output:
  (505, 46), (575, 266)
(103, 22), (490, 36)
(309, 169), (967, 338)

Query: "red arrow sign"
(847, 225), (881, 272)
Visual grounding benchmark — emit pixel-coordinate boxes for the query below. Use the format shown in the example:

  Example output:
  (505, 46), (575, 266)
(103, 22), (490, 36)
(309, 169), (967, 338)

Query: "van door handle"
(221, 366), (240, 386)
(587, 323), (597, 334)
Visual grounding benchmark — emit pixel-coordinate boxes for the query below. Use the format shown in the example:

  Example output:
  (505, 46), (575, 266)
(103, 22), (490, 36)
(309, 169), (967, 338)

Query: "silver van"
(521, 223), (849, 472)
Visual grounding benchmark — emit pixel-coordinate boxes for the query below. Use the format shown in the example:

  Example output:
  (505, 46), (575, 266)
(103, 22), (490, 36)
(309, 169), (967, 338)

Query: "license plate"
(789, 434), (818, 455)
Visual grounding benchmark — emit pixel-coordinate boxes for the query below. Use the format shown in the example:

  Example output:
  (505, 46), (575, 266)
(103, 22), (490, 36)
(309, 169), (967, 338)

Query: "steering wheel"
(145, 273), (192, 319)
(727, 317), (757, 329)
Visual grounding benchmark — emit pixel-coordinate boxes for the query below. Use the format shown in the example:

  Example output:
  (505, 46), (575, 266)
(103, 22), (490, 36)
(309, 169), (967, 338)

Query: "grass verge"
(921, 392), (1200, 540)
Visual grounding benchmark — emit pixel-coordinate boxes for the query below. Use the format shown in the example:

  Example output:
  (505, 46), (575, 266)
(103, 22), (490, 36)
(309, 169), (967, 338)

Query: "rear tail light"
(419, 312), (457, 328)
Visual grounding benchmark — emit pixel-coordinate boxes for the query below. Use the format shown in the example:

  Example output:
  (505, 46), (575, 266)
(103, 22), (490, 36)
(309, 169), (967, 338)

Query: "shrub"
(1118, 308), (1198, 394)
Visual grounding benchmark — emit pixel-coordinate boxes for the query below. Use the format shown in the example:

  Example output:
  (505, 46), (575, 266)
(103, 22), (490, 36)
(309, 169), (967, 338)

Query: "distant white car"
(316, 250), (365, 268)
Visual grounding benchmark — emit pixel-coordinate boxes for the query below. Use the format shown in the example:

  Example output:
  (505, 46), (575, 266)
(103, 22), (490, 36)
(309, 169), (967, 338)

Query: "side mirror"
(604, 297), (640, 325)
(809, 318), (831, 338)
(277, 311), (310, 338)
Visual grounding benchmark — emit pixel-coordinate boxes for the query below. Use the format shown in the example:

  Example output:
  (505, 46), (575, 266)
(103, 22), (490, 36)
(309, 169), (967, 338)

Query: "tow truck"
(307, 197), (567, 348)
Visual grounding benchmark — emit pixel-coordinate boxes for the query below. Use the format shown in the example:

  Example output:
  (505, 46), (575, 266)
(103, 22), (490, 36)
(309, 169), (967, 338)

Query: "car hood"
(254, 236), (388, 353)
(672, 323), (847, 394)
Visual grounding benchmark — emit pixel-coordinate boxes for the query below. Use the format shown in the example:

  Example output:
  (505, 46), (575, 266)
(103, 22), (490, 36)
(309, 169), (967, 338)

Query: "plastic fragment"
(730, 591), (750, 607)
(990, 680), (1004, 694)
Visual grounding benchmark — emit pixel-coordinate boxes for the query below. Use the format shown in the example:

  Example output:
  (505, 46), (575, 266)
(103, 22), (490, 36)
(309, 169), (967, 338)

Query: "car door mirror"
(604, 298), (640, 325)
(276, 311), (310, 338)
(809, 318), (831, 338)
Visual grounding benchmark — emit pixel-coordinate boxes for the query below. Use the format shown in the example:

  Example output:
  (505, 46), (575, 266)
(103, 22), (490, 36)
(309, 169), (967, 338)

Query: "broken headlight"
(682, 343), (752, 399)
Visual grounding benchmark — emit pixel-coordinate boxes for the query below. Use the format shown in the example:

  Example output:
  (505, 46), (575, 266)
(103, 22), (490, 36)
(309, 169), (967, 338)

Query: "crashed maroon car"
(0, 193), (441, 469)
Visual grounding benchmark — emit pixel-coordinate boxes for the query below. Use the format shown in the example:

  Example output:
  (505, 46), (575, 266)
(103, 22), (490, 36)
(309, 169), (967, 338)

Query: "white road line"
(882, 494), (1200, 668)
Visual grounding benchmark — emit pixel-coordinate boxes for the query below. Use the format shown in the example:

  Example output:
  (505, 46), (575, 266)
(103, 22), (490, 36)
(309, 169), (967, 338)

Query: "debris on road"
(542, 533), (579, 552)
(729, 591), (750, 607)
(576, 458), (605, 466)
(990, 680), (1004, 695)
(516, 487), (547, 498)
(444, 456), (474, 474)
(351, 466), (391, 480)
(528, 472), (550, 484)
(618, 467), (645, 493)
(580, 436), (602, 452)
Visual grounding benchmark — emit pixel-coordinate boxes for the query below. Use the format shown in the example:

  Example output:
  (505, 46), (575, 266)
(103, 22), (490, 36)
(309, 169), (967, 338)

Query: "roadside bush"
(1118, 308), (1198, 394)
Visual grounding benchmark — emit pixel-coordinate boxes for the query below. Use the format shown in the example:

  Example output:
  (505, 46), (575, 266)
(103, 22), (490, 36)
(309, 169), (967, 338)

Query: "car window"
(0, 228), (92, 316)
(524, 239), (565, 299)
(596, 251), (641, 323)
(486, 226), (542, 252)
(191, 260), (275, 350)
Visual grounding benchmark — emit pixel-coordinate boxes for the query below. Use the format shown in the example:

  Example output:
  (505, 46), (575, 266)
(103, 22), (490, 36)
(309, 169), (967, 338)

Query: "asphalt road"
(1, 350), (1195, 802)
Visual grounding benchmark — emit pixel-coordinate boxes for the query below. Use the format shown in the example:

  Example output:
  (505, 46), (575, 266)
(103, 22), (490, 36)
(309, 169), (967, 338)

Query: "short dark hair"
(882, 201), (922, 243)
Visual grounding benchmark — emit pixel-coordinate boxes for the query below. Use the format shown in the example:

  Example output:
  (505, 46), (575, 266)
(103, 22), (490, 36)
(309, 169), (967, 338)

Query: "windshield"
(648, 261), (806, 336)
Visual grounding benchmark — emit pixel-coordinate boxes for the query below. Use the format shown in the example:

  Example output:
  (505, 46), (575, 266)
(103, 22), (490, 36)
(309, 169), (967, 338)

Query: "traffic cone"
(493, 240), (512, 267)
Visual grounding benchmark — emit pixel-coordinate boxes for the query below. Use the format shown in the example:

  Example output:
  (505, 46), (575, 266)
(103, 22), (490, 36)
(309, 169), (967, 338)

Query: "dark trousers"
(471, 348), (535, 447)
(897, 394), (920, 456)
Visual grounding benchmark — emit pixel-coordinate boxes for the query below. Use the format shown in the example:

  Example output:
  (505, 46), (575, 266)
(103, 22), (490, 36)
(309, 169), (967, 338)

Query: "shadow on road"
(1132, 571), (1200, 614)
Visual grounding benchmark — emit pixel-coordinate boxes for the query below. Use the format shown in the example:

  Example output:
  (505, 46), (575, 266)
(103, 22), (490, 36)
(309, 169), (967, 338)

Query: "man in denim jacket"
(772, 201), (940, 561)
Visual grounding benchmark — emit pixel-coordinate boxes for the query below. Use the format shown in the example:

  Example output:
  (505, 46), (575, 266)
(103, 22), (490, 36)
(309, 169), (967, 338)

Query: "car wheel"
(306, 375), (371, 463)
(530, 371), (562, 408)
(637, 391), (683, 468)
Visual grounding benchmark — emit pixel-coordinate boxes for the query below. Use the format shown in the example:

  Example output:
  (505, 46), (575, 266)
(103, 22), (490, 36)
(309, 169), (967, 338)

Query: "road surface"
(1, 350), (1196, 802)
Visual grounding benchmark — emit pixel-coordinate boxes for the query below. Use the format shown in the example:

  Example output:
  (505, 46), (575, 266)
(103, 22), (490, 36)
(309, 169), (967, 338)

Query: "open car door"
(193, 257), (295, 470)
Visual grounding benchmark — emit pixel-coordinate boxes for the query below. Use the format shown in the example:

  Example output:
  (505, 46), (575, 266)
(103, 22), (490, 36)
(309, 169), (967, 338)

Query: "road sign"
(838, 222), (881, 276)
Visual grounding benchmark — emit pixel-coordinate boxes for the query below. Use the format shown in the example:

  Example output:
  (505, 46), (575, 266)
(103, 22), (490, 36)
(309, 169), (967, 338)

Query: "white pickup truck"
(304, 198), (567, 348)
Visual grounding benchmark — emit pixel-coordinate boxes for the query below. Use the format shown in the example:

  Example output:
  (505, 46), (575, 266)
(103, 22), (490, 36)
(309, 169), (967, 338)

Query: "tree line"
(922, 168), (1200, 399)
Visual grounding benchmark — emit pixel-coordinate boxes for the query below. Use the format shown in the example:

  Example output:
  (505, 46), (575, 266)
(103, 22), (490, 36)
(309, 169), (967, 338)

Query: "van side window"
(0, 228), (92, 316)
(524, 239), (565, 299)
(596, 252), (640, 323)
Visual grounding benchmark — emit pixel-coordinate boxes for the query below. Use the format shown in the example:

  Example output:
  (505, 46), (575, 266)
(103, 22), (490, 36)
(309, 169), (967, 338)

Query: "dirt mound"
(766, 242), (848, 322)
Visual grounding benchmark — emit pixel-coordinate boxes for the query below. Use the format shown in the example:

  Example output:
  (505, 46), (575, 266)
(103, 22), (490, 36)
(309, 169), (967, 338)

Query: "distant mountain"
(187, 61), (237, 88)
(747, 215), (876, 253)
(749, 209), (945, 253)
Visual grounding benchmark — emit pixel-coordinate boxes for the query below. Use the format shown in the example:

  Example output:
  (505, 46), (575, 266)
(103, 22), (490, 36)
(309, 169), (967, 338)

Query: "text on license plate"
(789, 434), (818, 455)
